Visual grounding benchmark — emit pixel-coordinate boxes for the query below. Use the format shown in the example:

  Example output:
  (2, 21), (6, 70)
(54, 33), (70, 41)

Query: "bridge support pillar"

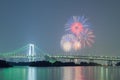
(28, 44), (36, 62)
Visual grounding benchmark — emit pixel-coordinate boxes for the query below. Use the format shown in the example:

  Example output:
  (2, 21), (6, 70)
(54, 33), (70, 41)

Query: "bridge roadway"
(1, 54), (120, 61)
(48, 55), (120, 61)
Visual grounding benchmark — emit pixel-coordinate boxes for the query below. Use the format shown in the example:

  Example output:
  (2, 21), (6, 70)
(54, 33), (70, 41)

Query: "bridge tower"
(28, 44), (35, 56)
(28, 44), (36, 61)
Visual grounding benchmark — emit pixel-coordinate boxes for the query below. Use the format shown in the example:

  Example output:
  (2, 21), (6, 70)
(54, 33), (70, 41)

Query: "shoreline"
(1, 60), (120, 67)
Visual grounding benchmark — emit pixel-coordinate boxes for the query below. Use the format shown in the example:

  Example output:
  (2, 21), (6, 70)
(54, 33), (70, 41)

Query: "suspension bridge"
(0, 44), (46, 62)
(0, 44), (120, 65)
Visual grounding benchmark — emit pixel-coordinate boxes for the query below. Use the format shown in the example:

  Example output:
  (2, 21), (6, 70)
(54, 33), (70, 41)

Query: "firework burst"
(61, 16), (95, 52)
(80, 28), (95, 48)
(60, 34), (76, 52)
(73, 40), (82, 51)
(65, 16), (89, 36)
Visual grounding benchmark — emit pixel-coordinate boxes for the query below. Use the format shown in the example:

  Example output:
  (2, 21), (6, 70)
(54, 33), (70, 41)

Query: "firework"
(61, 16), (95, 52)
(65, 16), (89, 36)
(60, 34), (76, 45)
(80, 28), (95, 47)
(60, 34), (83, 52)
(62, 41), (72, 52)
(73, 40), (81, 51)
(60, 34), (76, 52)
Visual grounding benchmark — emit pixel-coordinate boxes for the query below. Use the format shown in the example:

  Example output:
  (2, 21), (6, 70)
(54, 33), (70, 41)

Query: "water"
(0, 66), (120, 80)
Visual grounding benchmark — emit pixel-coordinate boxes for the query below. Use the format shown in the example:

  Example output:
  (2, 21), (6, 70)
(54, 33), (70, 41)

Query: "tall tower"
(28, 44), (36, 61)
(28, 44), (35, 56)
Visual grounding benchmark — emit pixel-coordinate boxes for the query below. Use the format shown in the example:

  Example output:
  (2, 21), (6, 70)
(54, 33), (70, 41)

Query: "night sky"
(0, 0), (120, 56)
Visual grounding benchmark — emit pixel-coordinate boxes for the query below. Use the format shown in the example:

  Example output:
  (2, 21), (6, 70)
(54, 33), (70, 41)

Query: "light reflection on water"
(0, 66), (120, 80)
(62, 67), (84, 80)
(28, 67), (36, 80)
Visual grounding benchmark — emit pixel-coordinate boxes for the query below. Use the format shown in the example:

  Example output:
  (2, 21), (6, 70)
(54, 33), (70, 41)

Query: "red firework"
(64, 16), (95, 50)
(65, 16), (88, 36)
(71, 22), (83, 36)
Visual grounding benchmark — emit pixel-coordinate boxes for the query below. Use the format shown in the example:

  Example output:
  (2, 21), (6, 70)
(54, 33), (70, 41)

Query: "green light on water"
(2, 67), (27, 80)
